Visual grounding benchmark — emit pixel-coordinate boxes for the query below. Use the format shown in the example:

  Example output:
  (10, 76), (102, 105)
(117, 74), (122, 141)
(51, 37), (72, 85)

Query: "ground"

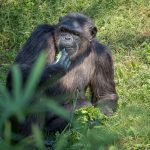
(0, 0), (150, 149)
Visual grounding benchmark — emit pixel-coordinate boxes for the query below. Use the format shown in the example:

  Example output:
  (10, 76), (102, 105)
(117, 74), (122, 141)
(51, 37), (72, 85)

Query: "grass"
(0, 0), (150, 149)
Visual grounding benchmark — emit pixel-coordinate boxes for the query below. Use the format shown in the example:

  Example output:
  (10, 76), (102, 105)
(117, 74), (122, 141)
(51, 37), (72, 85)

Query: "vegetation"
(0, 0), (150, 149)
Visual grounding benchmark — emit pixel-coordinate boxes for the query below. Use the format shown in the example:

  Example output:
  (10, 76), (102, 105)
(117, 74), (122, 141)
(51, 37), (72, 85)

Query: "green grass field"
(0, 0), (150, 149)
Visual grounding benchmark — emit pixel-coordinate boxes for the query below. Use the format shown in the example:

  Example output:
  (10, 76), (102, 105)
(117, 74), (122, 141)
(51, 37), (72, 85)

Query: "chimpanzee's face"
(56, 13), (97, 58)
(57, 22), (82, 57)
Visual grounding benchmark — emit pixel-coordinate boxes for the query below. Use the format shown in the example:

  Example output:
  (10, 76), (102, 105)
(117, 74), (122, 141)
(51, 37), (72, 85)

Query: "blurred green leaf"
(45, 99), (70, 120)
(32, 125), (46, 150)
(23, 52), (47, 102)
(4, 121), (11, 144)
(12, 64), (22, 102)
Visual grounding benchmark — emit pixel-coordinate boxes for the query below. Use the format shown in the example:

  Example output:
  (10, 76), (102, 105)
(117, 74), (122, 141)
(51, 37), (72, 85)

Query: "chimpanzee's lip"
(65, 47), (74, 51)
(60, 46), (74, 51)
(66, 47), (76, 54)
(59, 45), (76, 56)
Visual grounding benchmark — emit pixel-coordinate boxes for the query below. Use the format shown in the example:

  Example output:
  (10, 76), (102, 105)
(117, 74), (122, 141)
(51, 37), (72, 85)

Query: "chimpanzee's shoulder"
(92, 40), (112, 56)
(33, 24), (56, 33)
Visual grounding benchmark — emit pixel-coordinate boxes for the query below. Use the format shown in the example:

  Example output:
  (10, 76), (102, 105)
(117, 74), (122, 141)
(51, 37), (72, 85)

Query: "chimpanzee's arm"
(6, 24), (71, 92)
(6, 51), (71, 92)
(91, 41), (118, 116)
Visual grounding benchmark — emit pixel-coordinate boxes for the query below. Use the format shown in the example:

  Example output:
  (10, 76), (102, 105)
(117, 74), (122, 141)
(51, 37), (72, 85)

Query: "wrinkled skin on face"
(55, 13), (97, 59)
(58, 27), (81, 57)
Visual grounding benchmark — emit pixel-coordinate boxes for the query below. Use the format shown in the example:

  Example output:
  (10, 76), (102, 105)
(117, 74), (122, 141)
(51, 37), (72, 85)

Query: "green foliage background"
(0, 0), (150, 149)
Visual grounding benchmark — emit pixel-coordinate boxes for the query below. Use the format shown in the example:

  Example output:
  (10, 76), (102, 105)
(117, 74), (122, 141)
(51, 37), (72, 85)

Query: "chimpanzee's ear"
(91, 26), (97, 39)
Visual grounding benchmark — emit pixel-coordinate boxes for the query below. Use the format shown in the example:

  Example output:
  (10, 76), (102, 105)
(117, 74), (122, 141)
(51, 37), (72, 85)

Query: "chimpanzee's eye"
(73, 31), (80, 36)
(60, 27), (68, 33)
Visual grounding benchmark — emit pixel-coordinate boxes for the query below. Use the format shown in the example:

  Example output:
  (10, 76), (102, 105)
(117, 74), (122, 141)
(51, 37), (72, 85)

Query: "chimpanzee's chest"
(48, 53), (95, 99)
(48, 68), (90, 96)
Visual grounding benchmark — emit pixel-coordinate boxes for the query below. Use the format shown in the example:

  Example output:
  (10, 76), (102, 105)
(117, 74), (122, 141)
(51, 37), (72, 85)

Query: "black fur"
(6, 13), (118, 139)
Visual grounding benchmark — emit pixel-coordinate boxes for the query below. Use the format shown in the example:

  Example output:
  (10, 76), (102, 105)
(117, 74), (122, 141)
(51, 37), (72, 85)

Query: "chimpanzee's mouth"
(58, 43), (77, 57)
(66, 48), (77, 56)
(60, 46), (76, 56)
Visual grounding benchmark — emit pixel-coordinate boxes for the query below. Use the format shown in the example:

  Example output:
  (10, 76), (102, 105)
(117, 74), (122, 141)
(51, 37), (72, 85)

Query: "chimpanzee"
(6, 13), (118, 138)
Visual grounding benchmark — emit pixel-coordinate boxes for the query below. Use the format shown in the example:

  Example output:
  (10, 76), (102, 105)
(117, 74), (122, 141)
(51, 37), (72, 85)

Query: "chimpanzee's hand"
(53, 49), (71, 72)
(40, 49), (71, 85)
(96, 99), (118, 117)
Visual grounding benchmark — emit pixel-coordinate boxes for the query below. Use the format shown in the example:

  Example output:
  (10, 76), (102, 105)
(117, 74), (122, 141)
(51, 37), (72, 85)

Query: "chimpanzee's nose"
(65, 36), (71, 40)
(65, 35), (72, 41)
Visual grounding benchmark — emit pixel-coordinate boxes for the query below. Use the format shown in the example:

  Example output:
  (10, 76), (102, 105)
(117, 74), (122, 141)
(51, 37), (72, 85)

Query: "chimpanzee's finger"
(66, 61), (71, 69)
